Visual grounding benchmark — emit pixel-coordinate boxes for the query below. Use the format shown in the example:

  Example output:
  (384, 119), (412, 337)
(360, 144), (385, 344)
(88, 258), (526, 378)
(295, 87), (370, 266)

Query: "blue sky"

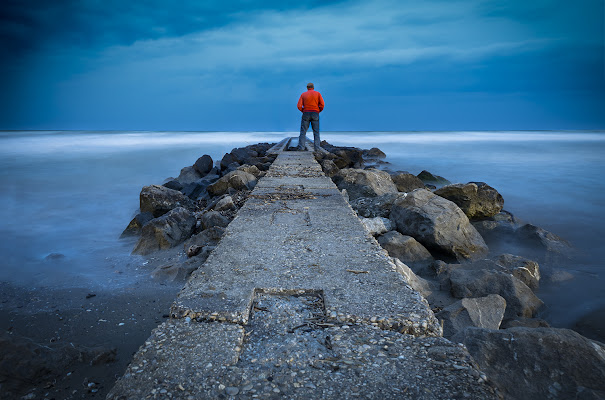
(1, 0), (603, 131)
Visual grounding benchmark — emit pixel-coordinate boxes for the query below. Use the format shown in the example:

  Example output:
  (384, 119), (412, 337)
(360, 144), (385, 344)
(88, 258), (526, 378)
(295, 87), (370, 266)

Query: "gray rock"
(417, 170), (450, 186)
(214, 195), (235, 211)
(516, 223), (573, 257)
(120, 211), (154, 238)
(199, 211), (230, 230)
(360, 217), (392, 236)
(151, 259), (200, 282)
(377, 231), (433, 263)
(194, 155), (213, 176)
(163, 179), (183, 191)
(237, 164), (261, 177)
(183, 226), (225, 252)
(132, 207), (196, 255)
(497, 253), (540, 290)
(390, 258), (432, 298)
(362, 147), (386, 159)
(140, 185), (195, 218)
(434, 182), (504, 219)
(456, 327), (605, 400)
(349, 192), (405, 218)
(333, 168), (398, 200)
(449, 268), (543, 319)
(501, 317), (550, 329)
(391, 172), (426, 193)
(574, 306), (605, 344)
(390, 189), (488, 261)
(207, 170), (257, 197)
(320, 159), (339, 177)
(177, 166), (203, 185)
(436, 295), (506, 339)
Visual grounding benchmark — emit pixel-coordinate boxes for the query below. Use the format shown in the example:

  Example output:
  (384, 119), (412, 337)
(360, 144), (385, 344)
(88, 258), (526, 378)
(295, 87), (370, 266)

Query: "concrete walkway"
(108, 150), (496, 399)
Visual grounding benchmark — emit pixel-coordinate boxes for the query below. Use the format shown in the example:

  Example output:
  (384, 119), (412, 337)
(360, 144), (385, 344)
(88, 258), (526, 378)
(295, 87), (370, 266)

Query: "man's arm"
(318, 93), (324, 112)
(297, 95), (304, 112)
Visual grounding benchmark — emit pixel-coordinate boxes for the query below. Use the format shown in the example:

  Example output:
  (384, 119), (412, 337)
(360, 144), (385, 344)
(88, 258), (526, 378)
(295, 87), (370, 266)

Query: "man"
(297, 82), (324, 151)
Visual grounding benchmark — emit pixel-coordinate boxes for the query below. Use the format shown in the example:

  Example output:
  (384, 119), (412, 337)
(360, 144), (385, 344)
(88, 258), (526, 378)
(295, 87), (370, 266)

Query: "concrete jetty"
(108, 144), (496, 399)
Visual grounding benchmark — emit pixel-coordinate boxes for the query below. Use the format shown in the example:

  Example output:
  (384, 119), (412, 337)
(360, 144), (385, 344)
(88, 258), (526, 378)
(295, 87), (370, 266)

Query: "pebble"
(226, 387), (240, 395)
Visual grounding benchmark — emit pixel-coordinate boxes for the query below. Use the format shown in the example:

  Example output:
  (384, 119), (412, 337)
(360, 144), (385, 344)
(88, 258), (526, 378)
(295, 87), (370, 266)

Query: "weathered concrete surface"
(108, 149), (497, 399)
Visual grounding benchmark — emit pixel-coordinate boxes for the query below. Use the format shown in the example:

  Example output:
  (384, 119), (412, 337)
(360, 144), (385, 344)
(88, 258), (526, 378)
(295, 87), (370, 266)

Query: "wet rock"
(360, 217), (392, 236)
(320, 159), (339, 177)
(199, 211), (230, 230)
(501, 317), (550, 329)
(390, 189), (488, 261)
(177, 166), (202, 185)
(391, 172), (426, 193)
(194, 155), (213, 176)
(417, 170), (450, 186)
(207, 170), (257, 197)
(151, 255), (209, 281)
(163, 179), (183, 191)
(434, 182), (504, 219)
(44, 252), (66, 261)
(140, 185), (195, 218)
(574, 306), (605, 343)
(516, 224), (573, 258)
(390, 258), (432, 298)
(496, 253), (540, 290)
(547, 268), (575, 282)
(377, 231), (433, 263)
(436, 295), (506, 339)
(362, 147), (386, 159)
(333, 168), (398, 201)
(133, 207), (197, 255)
(456, 327), (605, 400)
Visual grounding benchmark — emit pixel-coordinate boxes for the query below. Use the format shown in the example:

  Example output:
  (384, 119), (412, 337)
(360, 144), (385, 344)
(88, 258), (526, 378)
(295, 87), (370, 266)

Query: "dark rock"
(44, 253), (66, 261)
(377, 231), (433, 263)
(333, 168), (398, 201)
(362, 147), (386, 159)
(390, 189), (488, 261)
(193, 155), (213, 176)
(177, 166), (203, 185)
(320, 159), (339, 177)
(496, 253), (540, 290)
(199, 211), (230, 230)
(456, 327), (605, 399)
(349, 193), (405, 218)
(436, 295), (506, 339)
(574, 306), (605, 343)
(434, 182), (504, 219)
(133, 207), (196, 255)
(359, 217), (392, 236)
(183, 226), (225, 251)
(140, 185), (195, 218)
(120, 212), (155, 238)
(417, 170), (451, 186)
(163, 179), (183, 191)
(501, 317), (550, 329)
(516, 223), (573, 258)
(220, 152), (239, 170)
(214, 195), (235, 211)
(391, 173), (426, 193)
(151, 252), (212, 281)
(207, 170), (257, 197)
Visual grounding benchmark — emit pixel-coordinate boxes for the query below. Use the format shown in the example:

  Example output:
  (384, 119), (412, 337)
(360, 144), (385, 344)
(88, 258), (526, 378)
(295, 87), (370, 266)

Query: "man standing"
(297, 82), (324, 151)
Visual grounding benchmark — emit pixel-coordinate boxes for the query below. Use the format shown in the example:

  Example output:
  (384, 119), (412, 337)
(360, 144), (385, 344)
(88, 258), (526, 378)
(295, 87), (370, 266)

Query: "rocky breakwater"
(120, 143), (277, 281)
(314, 142), (605, 399)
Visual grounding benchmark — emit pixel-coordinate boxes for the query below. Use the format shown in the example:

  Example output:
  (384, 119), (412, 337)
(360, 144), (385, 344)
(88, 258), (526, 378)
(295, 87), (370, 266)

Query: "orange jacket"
(297, 89), (324, 113)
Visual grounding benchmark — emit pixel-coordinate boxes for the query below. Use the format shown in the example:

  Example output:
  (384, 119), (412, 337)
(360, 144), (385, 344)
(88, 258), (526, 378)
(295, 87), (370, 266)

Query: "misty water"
(1, 130), (603, 329)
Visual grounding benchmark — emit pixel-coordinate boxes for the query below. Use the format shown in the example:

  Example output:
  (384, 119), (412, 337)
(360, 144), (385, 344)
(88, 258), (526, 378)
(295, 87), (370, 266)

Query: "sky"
(0, 0), (603, 131)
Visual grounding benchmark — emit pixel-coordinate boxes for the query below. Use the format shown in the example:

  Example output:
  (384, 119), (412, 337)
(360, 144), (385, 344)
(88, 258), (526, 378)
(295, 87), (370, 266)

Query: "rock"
(434, 182), (504, 219)
(456, 327), (605, 399)
(177, 166), (203, 185)
(214, 195), (235, 211)
(496, 253), (540, 290)
(237, 164), (261, 177)
(183, 226), (225, 251)
(333, 168), (398, 201)
(194, 155), (213, 176)
(390, 258), (432, 298)
(362, 147), (386, 159)
(501, 317), (550, 329)
(44, 253), (66, 261)
(120, 212), (154, 238)
(516, 223), (573, 257)
(163, 179), (183, 191)
(199, 211), (230, 230)
(377, 231), (433, 263)
(436, 295), (506, 339)
(391, 172), (426, 193)
(448, 268), (543, 319)
(320, 159), (339, 177)
(547, 268), (575, 283)
(390, 189), (488, 261)
(220, 152), (239, 170)
(417, 170), (450, 186)
(132, 207), (197, 255)
(140, 185), (195, 218)
(574, 306), (605, 343)
(207, 170), (257, 197)
(359, 217), (392, 236)
(349, 193), (405, 218)
(181, 173), (219, 200)
(151, 256), (208, 281)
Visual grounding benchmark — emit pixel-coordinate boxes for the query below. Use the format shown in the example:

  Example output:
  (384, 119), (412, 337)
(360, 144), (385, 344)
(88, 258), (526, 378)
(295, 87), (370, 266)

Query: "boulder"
(448, 268), (543, 319)
(390, 258), (432, 298)
(237, 164), (261, 178)
(199, 210), (230, 230)
(214, 195), (235, 211)
(193, 155), (213, 176)
(456, 327), (605, 400)
(434, 182), (504, 219)
(177, 166), (203, 185)
(140, 185), (195, 218)
(574, 306), (605, 343)
(417, 170), (450, 186)
(436, 295), (506, 339)
(362, 147), (386, 159)
(150, 249), (213, 281)
(359, 217), (392, 236)
(349, 193), (405, 218)
(163, 179), (183, 191)
(496, 253), (540, 290)
(390, 189), (488, 260)
(378, 231), (433, 263)
(320, 159), (339, 177)
(132, 207), (196, 255)
(333, 168), (398, 201)
(207, 170), (257, 197)
(391, 172), (426, 193)
(183, 226), (225, 252)
(516, 224), (573, 257)
(181, 176), (216, 200)
(120, 211), (154, 238)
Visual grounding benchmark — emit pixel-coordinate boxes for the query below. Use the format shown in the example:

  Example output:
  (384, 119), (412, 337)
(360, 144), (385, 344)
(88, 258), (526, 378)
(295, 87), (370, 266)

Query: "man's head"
(307, 82), (314, 89)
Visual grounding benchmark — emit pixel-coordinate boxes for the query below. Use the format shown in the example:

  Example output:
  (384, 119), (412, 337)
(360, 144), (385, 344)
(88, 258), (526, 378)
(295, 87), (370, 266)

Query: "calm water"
(0, 130), (603, 328)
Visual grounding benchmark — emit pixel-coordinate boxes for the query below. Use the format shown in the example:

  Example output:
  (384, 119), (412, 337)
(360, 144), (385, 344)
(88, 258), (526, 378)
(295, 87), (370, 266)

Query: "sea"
(1, 130), (604, 329)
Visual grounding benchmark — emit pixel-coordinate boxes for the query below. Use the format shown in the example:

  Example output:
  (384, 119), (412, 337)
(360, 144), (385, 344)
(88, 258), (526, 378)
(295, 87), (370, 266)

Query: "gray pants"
(299, 112), (320, 151)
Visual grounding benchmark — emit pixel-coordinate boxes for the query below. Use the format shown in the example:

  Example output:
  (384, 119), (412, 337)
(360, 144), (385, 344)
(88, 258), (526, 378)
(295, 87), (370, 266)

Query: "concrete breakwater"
(110, 138), (605, 399)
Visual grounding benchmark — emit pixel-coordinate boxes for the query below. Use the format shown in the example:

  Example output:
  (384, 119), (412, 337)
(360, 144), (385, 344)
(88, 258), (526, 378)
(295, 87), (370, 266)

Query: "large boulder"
(390, 189), (488, 261)
(436, 295), (506, 339)
(199, 210), (231, 230)
(207, 170), (257, 197)
(496, 253), (540, 290)
(333, 168), (398, 201)
(434, 182), (504, 219)
(378, 231), (433, 264)
(177, 166), (203, 185)
(471, 210), (519, 245)
(236, 164), (261, 178)
(456, 327), (605, 400)
(320, 159), (339, 177)
(349, 193), (405, 218)
(390, 258), (432, 298)
(448, 268), (543, 319)
(417, 170), (450, 186)
(120, 211), (154, 238)
(140, 185), (195, 218)
(362, 147), (386, 159)
(193, 155), (213, 176)
(391, 172), (426, 193)
(132, 207), (196, 255)
(359, 217), (392, 236)
(516, 224), (573, 258)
